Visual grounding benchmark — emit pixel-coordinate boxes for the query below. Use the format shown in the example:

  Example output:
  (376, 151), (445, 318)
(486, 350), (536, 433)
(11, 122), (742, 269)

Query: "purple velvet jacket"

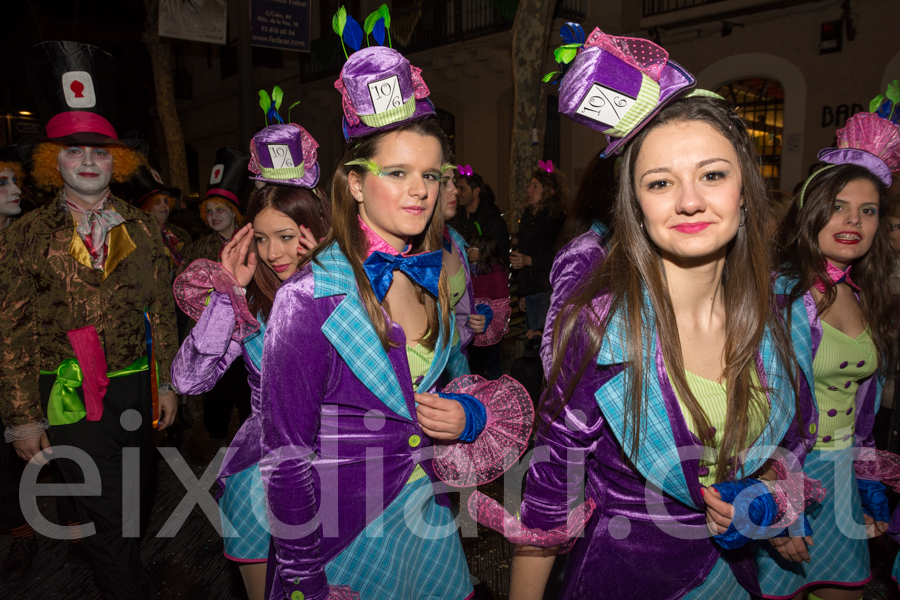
(540, 223), (607, 379)
(259, 243), (469, 600)
(447, 226), (475, 350)
(522, 294), (816, 600)
(170, 292), (262, 490)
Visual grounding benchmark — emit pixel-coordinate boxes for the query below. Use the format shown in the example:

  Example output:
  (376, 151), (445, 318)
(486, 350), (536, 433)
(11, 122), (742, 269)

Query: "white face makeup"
(0, 168), (23, 218)
(816, 178), (881, 270)
(349, 129), (443, 252)
(441, 171), (459, 220)
(57, 146), (113, 207)
(634, 120), (743, 264)
(253, 207), (304, 281)
(205, 199), (237, 237)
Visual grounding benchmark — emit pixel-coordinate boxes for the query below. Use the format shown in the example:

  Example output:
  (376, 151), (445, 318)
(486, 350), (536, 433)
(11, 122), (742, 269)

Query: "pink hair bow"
(584, 27), (669, 83)
(457, 164), (474, 177)
(538, 159), (553, 173)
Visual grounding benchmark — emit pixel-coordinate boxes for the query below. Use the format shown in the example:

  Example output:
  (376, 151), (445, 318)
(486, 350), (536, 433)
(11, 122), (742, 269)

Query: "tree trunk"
(507, 0), (556, 234)
(142, 0), (190, 206)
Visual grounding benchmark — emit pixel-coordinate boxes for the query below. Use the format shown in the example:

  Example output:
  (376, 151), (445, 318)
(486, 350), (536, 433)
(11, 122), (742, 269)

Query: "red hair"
(31, 142), (146, 190)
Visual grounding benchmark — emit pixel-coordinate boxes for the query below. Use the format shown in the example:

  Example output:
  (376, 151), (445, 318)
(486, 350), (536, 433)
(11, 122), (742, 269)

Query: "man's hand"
(157, 391), (177, 431)
(13, 431), (51, 465)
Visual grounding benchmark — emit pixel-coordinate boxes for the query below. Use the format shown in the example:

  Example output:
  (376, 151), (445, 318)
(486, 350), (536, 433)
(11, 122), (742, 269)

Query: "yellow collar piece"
(68, 222), (136, 281)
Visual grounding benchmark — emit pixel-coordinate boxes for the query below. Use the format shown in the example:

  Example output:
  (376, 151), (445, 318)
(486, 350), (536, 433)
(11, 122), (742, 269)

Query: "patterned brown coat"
(0, 195), (178, 427)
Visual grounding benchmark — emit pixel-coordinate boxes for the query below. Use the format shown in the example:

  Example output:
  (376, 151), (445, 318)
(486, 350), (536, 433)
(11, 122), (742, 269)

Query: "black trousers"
(0, 418), (26, 531)
(202, 356), (251, 439)
(40, 370), (156, 600)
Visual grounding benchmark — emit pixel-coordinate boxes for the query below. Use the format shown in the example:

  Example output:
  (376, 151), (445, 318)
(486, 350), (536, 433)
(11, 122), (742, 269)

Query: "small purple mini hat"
(556, 28), (697, 156)
(248, 123), (320, 188)
(816, 112), (900, 186)
(334, 46), (435, 142)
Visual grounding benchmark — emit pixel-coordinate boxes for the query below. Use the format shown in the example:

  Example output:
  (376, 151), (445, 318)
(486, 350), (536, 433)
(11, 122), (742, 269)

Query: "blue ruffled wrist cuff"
(858, 478), (889, 522)
(711, 479), (779, 549)
(475, 303), (494, 330)
(439, 392), (487, 443)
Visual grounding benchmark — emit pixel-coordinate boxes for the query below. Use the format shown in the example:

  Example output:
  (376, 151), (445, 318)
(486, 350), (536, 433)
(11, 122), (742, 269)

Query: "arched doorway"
(717, 78), (785, 189)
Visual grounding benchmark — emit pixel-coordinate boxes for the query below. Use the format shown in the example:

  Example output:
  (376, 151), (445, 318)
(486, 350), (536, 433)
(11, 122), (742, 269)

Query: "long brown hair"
(775, 164), (894, 369)
(245, 184), (332, 321)
(546, 97), (798, 483)
(528, 167), (567, 219)
(305, 118), (453, 351)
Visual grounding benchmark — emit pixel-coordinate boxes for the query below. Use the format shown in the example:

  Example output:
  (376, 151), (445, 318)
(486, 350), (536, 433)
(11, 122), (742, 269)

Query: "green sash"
(43, 356), (149, 426)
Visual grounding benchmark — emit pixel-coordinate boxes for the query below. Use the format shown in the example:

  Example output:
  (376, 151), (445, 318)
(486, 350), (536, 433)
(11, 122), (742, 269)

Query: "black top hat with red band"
(205, 147), (251, 208)
(121, 164), (181, 208)
(26, 41), (124, 146)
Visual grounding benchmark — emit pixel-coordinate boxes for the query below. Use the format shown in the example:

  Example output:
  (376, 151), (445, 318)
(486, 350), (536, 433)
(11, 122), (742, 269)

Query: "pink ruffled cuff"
(468, 491), (595, 553)
(766, 457), (827, 528)
(433, 375), (534, 487)
(173, 259), (260, 341)
(855, 447), (900, 492)
(327, 585), (360, 600)
(473, 297), (511, 347)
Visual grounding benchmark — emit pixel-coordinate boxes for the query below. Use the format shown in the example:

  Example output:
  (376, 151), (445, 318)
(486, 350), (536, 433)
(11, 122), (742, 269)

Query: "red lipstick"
(833, 231), (862, 245)
(671, 222), (712, 234)
(272, 264), (290, 273)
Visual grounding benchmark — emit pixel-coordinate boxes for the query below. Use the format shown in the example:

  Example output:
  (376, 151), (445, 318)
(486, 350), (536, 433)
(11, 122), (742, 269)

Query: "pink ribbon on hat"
(538, 159), (553, 173)
(584, 27), (669, 82)
(334, 76), (361, 127)
(457, 164), (474, 177)
(813, 261), (860, 293)
(409, 65), (430, 100)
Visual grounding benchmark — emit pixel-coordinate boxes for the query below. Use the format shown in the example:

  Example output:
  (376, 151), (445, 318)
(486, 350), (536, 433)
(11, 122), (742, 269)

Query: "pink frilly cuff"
(467, 491), (596, 554)
(584, 27), (669, 82)
(327, 585), (360, 600)
(855, 447), (900, 492)
(173, 259), (260, 341)
(766, 457), (827, 528)
(473, 297), (511, 347)
(433, 375), (534, 487)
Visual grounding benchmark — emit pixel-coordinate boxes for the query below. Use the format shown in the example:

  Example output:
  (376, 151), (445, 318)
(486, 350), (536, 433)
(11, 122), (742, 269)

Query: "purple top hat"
(557, 28), (696, 156)
(334, 46), (435, 142)
(249, 123), (320, 189)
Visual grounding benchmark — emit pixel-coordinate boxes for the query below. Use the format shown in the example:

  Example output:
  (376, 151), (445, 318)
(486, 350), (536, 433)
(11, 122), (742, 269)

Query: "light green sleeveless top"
(812, 322), (876, 451)
(448, 264), (467, 310)
(405, 342), (436, 484)
(673, 370), (769, 487)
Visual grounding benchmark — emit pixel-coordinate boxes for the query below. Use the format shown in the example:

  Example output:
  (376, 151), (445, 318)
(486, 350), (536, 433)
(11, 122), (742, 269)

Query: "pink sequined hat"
(335, 46), (435, 142)
(816, 111), (900, 186)
(554, 27), (697, 156)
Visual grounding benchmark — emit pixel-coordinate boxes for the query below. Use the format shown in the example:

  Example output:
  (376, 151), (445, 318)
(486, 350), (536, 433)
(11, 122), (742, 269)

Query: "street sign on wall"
(250, 0), (311, 52)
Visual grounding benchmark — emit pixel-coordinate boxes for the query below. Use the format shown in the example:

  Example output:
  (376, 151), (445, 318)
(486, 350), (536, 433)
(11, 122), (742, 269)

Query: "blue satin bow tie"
(363, 250), (443, 302)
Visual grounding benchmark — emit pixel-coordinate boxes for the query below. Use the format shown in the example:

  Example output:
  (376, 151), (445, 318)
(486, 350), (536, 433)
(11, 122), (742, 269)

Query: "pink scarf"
(814, 261), (860, 293)
(65, 193), (125, 271)
(358, 215), (411, 258)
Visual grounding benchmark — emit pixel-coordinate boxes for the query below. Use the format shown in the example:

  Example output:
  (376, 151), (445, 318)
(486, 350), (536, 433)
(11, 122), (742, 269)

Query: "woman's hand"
(468, 313), (487, 334)
(702, 486), (734, 535)
(415, 393), (466, 439)
(220, 224), (257, 287)
(864, 514), (889, 539)
(510, 250), (532, 270)
(768, 535), (813, 563)
(297, 225), (318, 257)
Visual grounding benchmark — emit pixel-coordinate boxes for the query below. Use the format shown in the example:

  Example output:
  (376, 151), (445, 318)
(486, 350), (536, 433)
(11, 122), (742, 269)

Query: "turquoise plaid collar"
(593, 288), (795, 507)
(312, 241), (453, 420)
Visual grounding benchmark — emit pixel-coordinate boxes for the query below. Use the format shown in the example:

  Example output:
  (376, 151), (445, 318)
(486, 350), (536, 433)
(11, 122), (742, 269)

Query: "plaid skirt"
(755, 447), (872, 598)
(220, 463), (270, 562)
(325, 475), (474, 600)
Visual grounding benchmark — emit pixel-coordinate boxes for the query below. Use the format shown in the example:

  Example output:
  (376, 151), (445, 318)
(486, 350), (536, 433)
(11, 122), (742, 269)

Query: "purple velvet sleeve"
(522, 321), (609, 531)
(170, 292), (243, 395)
(540, 232), (606, 379)
(259, 271), (332, 600)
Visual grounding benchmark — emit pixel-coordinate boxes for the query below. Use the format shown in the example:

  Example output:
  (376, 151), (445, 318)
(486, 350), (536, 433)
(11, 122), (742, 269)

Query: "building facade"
(165, 0), (900, 211)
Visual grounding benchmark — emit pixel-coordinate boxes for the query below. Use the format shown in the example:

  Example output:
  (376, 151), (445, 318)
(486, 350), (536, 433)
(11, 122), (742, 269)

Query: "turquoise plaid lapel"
(595, 300), (695, 507)
(313, 243), (410, 419)
(447, 226), (471, 278)
(774, 275), (814, 387)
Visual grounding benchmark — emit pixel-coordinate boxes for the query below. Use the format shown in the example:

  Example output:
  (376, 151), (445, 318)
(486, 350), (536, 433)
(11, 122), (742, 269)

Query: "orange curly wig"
(139, 191), (177, 212)
(0, 162), (26, 186)
(31, 142), (146, 191)
(200, 197), (245, 227)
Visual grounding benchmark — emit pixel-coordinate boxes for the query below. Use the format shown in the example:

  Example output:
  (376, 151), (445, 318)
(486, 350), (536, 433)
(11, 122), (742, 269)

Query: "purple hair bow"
(457, 164), (474, 177)
(538, 159), (553, 173)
